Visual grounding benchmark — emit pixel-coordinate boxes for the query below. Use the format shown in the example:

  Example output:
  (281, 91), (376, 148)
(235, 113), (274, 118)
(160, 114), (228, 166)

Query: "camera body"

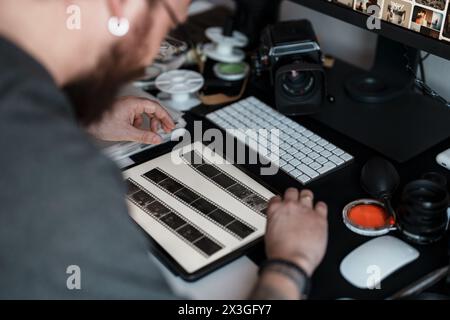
(255, 20), (326, 115)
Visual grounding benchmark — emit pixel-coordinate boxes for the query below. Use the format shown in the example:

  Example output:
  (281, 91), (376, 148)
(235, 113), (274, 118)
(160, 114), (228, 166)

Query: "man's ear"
(106, 0), (125, 18)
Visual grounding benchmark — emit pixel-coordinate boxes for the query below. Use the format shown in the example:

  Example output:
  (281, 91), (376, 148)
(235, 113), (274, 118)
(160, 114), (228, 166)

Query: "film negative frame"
(126, 179), (224, 258)
(141, 168), (257, 240)
(181, 150), (269, 218)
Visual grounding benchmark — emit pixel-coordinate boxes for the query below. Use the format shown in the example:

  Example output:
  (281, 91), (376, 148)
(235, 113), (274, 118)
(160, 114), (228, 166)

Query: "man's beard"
(63, 15), (153, 127)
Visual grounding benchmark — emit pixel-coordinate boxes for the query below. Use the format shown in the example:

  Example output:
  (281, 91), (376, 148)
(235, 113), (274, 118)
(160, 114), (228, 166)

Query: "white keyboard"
(206, 97), (353, 184)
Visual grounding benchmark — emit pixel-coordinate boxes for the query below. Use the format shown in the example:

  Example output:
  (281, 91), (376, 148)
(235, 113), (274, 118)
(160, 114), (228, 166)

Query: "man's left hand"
(87, 96), (175, 144)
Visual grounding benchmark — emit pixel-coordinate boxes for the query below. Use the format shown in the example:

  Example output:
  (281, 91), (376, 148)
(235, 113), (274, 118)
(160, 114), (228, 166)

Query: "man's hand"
(265, 188), (328, 276)
(87, 96), (175, 144)
(250, 189), (328, 300)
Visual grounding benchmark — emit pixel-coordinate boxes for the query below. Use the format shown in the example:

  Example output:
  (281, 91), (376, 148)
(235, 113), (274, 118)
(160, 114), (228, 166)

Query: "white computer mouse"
(436, 148), (450, 171)
(340, 236), (419, 289)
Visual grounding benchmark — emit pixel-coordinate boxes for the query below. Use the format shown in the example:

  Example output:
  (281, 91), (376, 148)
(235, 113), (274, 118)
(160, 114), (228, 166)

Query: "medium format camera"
(254, 20), (326, 115)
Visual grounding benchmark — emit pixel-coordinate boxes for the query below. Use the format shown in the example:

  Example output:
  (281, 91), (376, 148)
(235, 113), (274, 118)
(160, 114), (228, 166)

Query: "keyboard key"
(330, 155), (344, 165)
(298, 175), (312, 184)
(316, 157), (328, 165)
(290, 159), (301, 167)
(282, 164), (295, 172)
(290, 169), (303, 178)
(313, 145), (324, 153)
(341, 153), (353, 161)
(310, 162), (322, 170)
(325, 144), (337, 151)
(301, 157), (313, 165)
(194, 237), (222, 256)
(226, 221), (254, 239)
(284, 128), (295, 135)
(298, 164), (319, 179)
(294, 152), (306, 160)
(301, 147), (312, 154)
(317, 162), (337, 174)
(320, 150), (332, 158)
(258, 147), (269, 157)
(177, 224), (204, 242)
(333, 148), (345, 156)
(303, 130), (313, 137)
(287, 148), (298, 155)
(286, 138), (296, 145)
(160, 212), (186, 230)
(289, 121), (301, 129)
(309, 152), (320, 160)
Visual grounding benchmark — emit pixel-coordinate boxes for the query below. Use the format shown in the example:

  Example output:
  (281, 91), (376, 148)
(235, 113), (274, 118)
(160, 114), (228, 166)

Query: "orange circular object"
(343, 199), (396, 236)
(348, 204), (391, 228)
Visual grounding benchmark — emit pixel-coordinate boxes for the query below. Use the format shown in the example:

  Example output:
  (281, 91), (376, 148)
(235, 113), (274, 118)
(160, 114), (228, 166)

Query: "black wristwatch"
(259, 259), (311, 298)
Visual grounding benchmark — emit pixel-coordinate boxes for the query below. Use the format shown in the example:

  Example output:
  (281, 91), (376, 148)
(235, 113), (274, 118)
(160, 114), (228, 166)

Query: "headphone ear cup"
(108, 17), (130, 37)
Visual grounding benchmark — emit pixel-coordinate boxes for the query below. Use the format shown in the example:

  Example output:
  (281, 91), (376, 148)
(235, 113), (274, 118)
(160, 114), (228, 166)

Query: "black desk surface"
(132, 61), (450, 300)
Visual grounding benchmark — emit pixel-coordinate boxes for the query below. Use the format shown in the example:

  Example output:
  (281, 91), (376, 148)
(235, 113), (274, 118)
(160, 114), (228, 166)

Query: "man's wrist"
(259, 259), (312, 298)
(253, 271), (301, 300)
(269, 255), (314, 277)
(290, 256), (314, 277)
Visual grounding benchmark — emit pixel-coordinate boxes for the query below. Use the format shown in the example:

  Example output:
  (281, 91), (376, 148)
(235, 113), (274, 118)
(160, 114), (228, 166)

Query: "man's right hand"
(265, 188), (328, 276)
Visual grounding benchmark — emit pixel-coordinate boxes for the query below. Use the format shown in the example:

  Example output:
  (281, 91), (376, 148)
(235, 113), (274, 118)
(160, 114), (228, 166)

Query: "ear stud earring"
(108, 17), (130, 37)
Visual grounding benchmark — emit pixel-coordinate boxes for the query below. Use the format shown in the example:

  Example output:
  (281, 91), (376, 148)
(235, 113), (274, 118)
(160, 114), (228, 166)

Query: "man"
(0, 0), (328, 299)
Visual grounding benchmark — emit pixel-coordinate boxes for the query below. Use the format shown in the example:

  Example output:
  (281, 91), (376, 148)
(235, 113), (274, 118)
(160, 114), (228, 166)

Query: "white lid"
(155, 70), (204, 95)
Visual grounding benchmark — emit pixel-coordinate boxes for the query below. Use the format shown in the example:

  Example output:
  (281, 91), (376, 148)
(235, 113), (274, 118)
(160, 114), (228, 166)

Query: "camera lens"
(397, 180), (449, 244)
(282, 70), (315, 97)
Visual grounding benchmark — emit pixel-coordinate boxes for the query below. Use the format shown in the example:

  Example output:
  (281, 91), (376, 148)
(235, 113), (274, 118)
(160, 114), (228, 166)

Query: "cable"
(421, 52), (431, 62)
(419, 56), (426, 84)
(418, 51), (432, 84)
(404, 47), (450, 108)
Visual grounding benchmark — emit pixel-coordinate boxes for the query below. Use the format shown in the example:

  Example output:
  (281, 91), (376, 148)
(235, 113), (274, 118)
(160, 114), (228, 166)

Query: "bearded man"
(0, 0), (328, 299)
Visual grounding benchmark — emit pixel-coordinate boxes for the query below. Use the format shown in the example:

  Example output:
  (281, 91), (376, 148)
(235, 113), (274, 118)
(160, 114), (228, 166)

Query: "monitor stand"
(311, 36), (450, 163)
(344, 36), (418, 104)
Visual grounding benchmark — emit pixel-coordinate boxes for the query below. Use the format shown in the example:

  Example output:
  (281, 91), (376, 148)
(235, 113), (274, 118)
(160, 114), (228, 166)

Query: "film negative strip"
(126, 179), (224, 257)
(181, 150), (269, 217)
(141, 168), (256, 240)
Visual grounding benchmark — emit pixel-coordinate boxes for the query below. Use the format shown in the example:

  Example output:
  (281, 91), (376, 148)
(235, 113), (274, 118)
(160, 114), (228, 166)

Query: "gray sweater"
(0, 36), (176, 299)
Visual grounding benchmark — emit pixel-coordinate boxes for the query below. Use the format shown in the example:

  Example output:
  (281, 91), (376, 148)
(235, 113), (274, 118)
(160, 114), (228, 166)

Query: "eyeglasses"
(155, 0), (191, 62)
(160, 0), (182, 30)
(159, 0), (196, 61)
